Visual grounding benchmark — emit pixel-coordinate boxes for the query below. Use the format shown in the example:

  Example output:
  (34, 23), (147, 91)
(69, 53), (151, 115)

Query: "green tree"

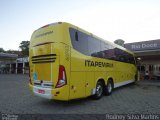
(114, 39), (125, 47)
(0, 48), (5, 52)
(19, 41), (30, 56)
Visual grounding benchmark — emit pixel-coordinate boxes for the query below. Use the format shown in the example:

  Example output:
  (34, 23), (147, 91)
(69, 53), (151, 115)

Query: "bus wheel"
(93, 81), (104, 99)
(104, 80), (113, 96)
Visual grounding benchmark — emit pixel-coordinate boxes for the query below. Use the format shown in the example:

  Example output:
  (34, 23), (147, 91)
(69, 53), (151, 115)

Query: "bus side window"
(75, 31), (78, 41)
(69, 28), (88, 55)
(88, 36), (100, 57)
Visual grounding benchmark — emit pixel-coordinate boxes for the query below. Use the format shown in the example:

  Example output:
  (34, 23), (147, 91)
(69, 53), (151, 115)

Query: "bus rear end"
(29, 22), (70, 100)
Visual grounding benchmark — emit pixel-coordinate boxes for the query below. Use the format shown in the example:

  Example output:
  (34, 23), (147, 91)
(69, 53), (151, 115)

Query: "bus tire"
(93, 81), (104, 99)
(104, 80), (113, 96)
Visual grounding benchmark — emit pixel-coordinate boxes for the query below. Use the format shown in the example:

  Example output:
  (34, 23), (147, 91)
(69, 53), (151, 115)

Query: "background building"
(125, 39), (160, 80)
(0, 53), (29, 74)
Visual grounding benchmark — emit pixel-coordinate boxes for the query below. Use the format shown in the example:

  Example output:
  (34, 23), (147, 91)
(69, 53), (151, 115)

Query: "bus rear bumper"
(33, 86), (53, 99)
(29, 83), (69, 101)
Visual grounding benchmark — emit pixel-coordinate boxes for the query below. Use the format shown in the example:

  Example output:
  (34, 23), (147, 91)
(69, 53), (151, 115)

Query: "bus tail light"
(55, 65), (67, 88)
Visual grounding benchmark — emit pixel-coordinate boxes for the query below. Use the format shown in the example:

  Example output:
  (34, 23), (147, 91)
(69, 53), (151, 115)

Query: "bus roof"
(33, 22), (134, 55)
(64, 22), (134, 55)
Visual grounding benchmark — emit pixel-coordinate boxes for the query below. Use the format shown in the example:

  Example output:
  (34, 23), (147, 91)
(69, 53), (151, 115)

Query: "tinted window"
(128, 55), (135, 64)
(69, 28), (88, 55)
(88, 36), (101, 57)
(114, 48), (135, 64)
(69, 28), (135, 64)
(101, 41), (115, 60)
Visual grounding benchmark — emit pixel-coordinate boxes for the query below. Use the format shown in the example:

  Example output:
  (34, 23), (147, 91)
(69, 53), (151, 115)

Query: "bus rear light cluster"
(55, 65), (67, 88)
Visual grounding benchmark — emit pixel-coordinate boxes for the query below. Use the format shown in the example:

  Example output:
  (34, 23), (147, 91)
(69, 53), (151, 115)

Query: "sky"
(1, 0), (160, 50)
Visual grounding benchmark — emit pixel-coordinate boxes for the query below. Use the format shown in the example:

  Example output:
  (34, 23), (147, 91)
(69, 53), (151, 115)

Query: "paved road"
(0, 74), (160, 119)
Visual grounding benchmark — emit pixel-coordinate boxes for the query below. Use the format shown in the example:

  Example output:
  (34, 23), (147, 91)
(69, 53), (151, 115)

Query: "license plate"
(38, 89), (45, 94)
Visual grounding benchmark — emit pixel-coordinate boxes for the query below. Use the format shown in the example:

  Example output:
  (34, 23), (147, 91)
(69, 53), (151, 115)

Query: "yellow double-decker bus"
(29, 22), (137, 101)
